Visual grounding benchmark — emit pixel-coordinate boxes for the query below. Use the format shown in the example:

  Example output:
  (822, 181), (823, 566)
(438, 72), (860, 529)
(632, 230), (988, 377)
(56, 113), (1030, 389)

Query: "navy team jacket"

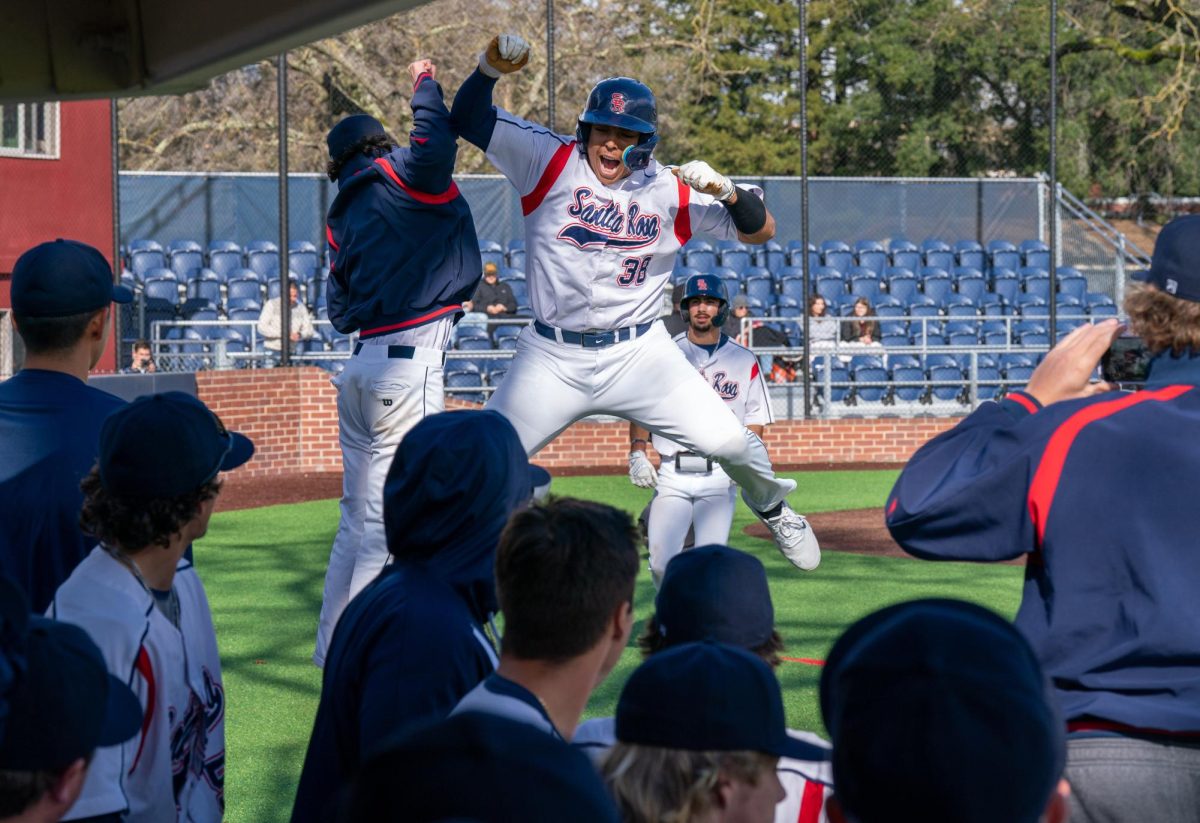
(886, 352), (1200, 736)
(326, 72), (481, 338)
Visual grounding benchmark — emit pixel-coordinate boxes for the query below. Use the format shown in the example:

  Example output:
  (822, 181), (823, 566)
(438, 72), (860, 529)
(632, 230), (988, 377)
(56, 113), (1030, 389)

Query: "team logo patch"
(710, 370), (740, 400)
(697, 278), (709, 291)
(611, 92), (626, 114)
(558, 187), (662, 251)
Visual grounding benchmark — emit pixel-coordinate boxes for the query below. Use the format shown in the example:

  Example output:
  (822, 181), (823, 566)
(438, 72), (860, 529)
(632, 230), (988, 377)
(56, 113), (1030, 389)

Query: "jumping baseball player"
(51, 392), (254, 822)
(315, 59), (483, 666)
(451, 35), (819, 569)
(628, 274), (773, 583)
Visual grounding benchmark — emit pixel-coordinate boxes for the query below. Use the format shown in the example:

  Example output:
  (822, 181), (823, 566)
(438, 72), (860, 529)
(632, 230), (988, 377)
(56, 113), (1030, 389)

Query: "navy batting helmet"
(680, 274), (729, 326)
(576, 77), (659, 171)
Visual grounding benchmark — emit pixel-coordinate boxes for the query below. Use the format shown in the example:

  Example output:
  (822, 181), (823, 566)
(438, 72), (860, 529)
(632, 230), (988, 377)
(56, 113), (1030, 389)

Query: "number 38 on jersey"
(618, 255), (652, 288)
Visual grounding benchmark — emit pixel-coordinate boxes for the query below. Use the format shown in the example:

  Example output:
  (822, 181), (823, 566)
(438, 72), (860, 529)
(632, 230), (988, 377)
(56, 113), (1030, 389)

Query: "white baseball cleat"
(756, 501), (820, 570)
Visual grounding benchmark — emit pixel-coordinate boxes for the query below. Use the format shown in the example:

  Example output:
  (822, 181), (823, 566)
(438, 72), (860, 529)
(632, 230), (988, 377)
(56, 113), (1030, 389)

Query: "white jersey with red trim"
(653, 332), (773, 460)
(53, 549), (224, 823)
(485, 110), (759, 330)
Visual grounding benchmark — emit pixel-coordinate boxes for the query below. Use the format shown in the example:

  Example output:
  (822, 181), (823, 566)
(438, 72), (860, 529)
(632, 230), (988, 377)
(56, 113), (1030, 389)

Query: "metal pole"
(800, 0), (812, 418)
(110, 99), (123, 369)
(546, 0), (556, 128)
(1048, 0), (1058, 352)
(278, 52), (291, 367)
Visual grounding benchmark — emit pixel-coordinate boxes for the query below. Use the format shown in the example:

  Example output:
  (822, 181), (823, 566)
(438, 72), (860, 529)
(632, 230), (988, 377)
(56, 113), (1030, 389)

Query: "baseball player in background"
(629, 274), (777, 583)
(451, 35), (819, 569)
(315, 58), (482, 666)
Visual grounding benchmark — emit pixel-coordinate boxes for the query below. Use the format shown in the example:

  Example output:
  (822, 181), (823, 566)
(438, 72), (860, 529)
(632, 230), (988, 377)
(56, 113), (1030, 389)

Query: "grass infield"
(200, 470), (1022, 822)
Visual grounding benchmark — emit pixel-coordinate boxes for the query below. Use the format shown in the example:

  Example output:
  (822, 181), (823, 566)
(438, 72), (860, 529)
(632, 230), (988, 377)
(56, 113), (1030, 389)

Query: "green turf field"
(200, 469), (1023, 822)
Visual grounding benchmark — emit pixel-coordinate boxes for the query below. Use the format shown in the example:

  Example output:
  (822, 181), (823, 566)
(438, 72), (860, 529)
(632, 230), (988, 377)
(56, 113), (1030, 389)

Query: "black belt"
(353, 342), (447, 364)
(674, 452), (715, 473)
(534, 320), (654, 348)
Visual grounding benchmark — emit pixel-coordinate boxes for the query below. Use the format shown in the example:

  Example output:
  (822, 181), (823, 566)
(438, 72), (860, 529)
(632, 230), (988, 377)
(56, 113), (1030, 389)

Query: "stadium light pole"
(800, 0), (812, 418)
(1048, 0), (1058, 353)
(278, 51), (291, 367)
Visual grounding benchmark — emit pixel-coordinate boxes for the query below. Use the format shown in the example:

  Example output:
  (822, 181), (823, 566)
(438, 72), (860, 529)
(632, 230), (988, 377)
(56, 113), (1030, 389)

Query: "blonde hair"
(1124, 282), (1200, 356)
(600, 744), (776, 823)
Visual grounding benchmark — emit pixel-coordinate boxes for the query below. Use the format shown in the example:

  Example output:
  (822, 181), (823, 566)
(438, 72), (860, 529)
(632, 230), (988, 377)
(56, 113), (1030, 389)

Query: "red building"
(0, 100), (118, 372)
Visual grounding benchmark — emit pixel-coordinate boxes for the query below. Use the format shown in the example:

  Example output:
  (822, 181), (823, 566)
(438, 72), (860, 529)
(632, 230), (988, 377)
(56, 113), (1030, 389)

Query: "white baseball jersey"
(572, 718), (833, 823)
(486, 110), (759, 330)
(53, 550), (224, 823)
(653, 332), (773, 461)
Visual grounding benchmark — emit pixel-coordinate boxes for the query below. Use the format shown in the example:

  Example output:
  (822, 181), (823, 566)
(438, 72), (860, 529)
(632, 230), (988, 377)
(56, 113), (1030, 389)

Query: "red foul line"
(781, 656), (825, 666)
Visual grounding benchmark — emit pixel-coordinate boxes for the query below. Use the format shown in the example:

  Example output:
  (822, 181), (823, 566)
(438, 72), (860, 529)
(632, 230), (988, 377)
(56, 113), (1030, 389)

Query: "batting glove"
(480, 34), (530, 78)
(675, 160), (736, 202)
(628, 450), (658, 488)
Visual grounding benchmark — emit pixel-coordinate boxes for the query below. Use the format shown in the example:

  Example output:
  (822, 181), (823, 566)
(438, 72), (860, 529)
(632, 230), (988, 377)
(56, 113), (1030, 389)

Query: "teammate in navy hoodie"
(291, 410), (533, 823)
(314, 59), (483, 666)
(886, 216), (1200, 821)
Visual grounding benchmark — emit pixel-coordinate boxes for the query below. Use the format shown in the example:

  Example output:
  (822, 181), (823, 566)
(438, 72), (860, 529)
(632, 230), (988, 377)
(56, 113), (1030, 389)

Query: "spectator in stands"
(722, 294), (752, 339)
(292, 410), (538, 823)
(574, 545), (833, 823)
(465, 262), (517, 331)
(819, 599), (1069, 823)
(0, 578), (142, 823)
(723, 296), (796, 382)
(886, 216), (1200, 821)
(840, 297), (880, 346)
(124, 339), (156, 374)
(453, 497), (639, 739)
(51, 391), (253, 822)
(807, 295), (838, 348)
(257, 279), (315, 363)
(343, 712), (619, 823)
(0, 239), (131, 612)
(602, 641), (815, 823)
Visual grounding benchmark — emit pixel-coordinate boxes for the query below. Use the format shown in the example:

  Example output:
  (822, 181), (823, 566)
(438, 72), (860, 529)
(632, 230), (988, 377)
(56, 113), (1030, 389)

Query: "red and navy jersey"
(326, 73), (481, 338)
(886, 352), (1200, 734)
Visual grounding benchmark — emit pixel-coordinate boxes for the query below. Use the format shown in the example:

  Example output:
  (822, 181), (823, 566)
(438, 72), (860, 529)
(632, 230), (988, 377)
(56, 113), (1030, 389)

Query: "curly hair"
(79, 467), (221, 553)
(326, 133), (397, 181)
(601, 744), (776, 823)
(1124, 282), (1200, 356)
(637, 613), (785, 669)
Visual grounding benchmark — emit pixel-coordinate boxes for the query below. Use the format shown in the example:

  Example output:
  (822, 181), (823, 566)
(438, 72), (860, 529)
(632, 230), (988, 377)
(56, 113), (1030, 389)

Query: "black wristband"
(721, 188), (768, 235)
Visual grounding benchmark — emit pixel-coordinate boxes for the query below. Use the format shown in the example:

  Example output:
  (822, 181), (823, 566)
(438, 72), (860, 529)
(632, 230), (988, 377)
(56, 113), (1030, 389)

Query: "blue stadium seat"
(1088, 303), (1119, 319)
(849, 276), (883, 303)
(1057, 267), (1088, 301)
(1016, 294), (1049, 316)
(920, 268), (953, 304)
(854, 241), (888, 275)
(479, 239), (505, 271)
(758, 240), (786, 275)
(991, 270), (1020, 305)
(954, 271), (987, 304)
(683, 239), (717, 272)
(507, 249), (526, 271)
(928, 364), (965, 403)
(1018, 331), (1050, 347)
(718, 240), (752, 275)
(712, 266), (741, 290)
(672, 265), (701, 287)
(287, 242), (321, 282)
(487, 363), (509, 388)
(186, 279), (222, 308)
(922, 238), (955, 271)
(1020, 239), (1051, 270)
(455, 324), (491, 343)
(143, 277), (181, 305)
(128, 238), (163, 254)
(446, 363), (486, 404)
(812, 357), (850, 405)
(890, 365), (926, 402)
(507, 279), (530, 306)
(852, 363), (889, 403)
(987, 240), (1021, 274)
(493, 324), (523, 348)
(208, 249), (244, 281)
(811, 275), (843, 305)
(744, 274), (775, 305)
(882, 333), (912, 349)
(245, 240), (278, 254)
(227, 277), (265, 307)
(786, 240), (819, 271)
(889, 239), (921, 272)
(169, 246), (204, 281)
(954, 240), (985, 271)
(885, 269), (918, 304)
(820, 240), (853, 274)
(247, 249), (280, 279)
(130, 247), (167, 280)
(875, 301), (908, 337)
(976, 366), (1002, 401)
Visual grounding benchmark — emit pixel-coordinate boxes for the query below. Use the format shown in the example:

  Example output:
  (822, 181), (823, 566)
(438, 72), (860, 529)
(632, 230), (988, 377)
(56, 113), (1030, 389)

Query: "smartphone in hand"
(1100, 335), (1152, 385)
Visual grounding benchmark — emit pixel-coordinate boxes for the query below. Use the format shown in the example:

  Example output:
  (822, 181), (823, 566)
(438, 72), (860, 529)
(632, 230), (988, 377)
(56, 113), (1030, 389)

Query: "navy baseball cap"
(99, 392), (254, 498)
(1132, 214), (1200, 301)
(655, 545), (774, 649)
(616, 641), (827, 761)
(345, 711), (619, 822)
(327, 114), (387, 159)
(819, 599), (1066, 823)
(10, 239), (132, 318)
(0, 607), (142, 770)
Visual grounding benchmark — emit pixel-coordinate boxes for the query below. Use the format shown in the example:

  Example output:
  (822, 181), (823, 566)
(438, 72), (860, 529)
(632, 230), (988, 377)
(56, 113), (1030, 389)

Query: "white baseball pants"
(486, 322), (794, 512)
(648, 464), (737, 578)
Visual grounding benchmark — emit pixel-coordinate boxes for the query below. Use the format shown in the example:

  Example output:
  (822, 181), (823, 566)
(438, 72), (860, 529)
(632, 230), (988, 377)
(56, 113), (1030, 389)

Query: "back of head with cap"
(343, 711), (619, 823)
(819, 599), (1067, 823)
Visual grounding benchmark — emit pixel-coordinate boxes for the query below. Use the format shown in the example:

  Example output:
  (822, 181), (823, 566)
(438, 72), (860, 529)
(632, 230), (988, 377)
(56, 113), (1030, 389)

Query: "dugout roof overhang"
(0, 0), (430, 102)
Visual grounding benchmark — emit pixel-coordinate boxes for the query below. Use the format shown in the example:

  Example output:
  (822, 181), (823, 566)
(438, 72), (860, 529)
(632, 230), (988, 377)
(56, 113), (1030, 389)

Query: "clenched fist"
(408, 59), (435, 85)
(628, 450), (658, 489)
(480, 34), (530, 78)
(673, 160), (735, 202)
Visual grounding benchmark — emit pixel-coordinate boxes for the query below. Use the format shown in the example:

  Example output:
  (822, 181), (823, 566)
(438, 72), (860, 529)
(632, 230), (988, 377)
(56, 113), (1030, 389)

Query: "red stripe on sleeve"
(412, 71), (432, 91)
(1008, 392), (1039, 414)
(521, 142), (575, 216)
(325, 224), (339, 252)
(373, 157), (461, 204)
(750, 361), (760, 382)
(887, 497), (898, 516)
(797, 779), (826, 823)
(674, 179), (692, 246)
(129, 646), (155, 774)
(1027, 384), (1191, 546)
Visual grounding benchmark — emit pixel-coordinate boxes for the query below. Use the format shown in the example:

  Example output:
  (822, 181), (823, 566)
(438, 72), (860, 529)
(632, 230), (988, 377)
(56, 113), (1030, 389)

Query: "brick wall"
(197, 367), (957, 476)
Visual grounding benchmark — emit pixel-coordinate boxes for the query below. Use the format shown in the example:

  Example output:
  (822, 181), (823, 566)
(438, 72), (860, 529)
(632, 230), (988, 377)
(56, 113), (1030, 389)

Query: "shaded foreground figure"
(292, 410), (534, 823)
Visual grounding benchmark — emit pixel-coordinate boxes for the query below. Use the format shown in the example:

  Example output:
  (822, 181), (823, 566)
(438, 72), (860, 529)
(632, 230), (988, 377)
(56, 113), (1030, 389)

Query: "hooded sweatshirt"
(291, 411), (531, 823)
